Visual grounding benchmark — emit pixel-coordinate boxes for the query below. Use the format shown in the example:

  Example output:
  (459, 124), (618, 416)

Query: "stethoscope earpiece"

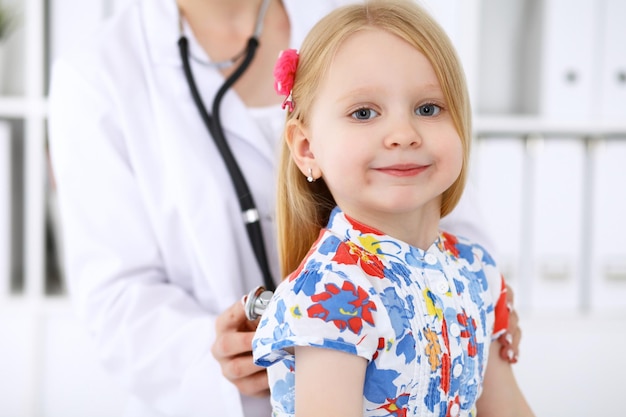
(242, 285), (274, 321)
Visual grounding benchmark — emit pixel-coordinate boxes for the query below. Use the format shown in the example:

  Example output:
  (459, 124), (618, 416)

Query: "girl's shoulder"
(284, 228), (378, 289)
(439, 230), (498, 269)
(254, 229), (385, 366)
(440, 231), (504, 310)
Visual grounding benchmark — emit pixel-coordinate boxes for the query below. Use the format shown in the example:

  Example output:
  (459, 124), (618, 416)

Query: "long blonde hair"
(276, 0), (472, 277)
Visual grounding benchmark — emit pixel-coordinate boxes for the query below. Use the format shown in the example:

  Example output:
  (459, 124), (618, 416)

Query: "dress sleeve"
(476, 244), (509, 340)
(492, 275), (510, 340)
(253, 263), (383, 367)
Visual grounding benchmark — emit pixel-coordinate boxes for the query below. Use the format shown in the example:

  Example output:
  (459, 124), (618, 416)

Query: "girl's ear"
(285, 119), (317, 176)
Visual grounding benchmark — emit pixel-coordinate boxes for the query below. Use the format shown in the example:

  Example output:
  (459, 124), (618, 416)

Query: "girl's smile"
(373, 163), (431, 178)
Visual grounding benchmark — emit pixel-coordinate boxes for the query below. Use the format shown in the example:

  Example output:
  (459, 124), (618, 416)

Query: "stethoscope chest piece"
(242, 285), (274, 321)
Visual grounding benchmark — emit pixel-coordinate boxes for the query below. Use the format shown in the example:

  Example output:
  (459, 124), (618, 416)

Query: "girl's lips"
(375, 164), (429, 177)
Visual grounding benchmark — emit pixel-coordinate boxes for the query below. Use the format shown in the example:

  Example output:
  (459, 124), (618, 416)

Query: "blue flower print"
(272, 369), (295, 414)
(307, 281), (377, 335)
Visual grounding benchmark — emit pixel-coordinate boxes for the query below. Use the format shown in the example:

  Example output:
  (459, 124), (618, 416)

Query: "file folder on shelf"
(590, 140), (626, 313)
(539, 0), (599, 120)
(529, 139), (585, 313)
(598, 0), (626, 120)
(0, 121), (10, 294)
(471, 137), (525, 305)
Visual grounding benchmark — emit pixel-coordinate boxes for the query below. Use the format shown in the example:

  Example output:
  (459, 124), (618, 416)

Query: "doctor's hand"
(211, 299), (270, 398)
(498, 282), (521, 364)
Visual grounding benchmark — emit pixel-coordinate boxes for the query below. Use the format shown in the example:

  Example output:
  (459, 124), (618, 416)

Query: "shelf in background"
(0, 97), (48, 119)
(474, 115), (626, 138)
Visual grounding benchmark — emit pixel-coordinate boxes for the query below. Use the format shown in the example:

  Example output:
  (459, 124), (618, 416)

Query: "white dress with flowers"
(252, 207), (509, 417)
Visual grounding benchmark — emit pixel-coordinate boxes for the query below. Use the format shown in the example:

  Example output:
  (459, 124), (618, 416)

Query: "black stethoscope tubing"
(178, 35), (276, 293)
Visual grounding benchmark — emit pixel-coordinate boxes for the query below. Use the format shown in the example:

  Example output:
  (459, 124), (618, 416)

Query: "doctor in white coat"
(48, 0), (520, 416)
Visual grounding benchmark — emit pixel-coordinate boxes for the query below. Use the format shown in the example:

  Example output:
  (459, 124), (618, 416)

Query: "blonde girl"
(253, 1), (534, 416)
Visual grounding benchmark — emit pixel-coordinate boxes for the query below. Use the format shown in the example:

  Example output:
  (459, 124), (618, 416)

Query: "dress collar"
(326, 207), (451, 267)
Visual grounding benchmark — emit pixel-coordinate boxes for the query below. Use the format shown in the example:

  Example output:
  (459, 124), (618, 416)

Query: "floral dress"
(252, 207), (509, 417)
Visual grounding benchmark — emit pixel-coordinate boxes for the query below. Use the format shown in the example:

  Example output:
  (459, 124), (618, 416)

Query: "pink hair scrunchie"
(273, 48), (299, 111)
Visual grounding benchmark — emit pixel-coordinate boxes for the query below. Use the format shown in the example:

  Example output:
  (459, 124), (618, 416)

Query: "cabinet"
(473, 0), (626, 315)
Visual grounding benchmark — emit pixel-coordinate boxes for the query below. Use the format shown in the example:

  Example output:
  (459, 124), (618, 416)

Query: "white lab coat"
(47, 0), (494, 416)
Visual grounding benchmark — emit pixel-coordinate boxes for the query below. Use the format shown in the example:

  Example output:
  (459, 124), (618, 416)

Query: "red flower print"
(372, 337), (386, 361)
(307, 280), (376, 334)
(457, 312), (478, 357)
(446, 395), (461, 417)
(440, 319), (451, 394)
(344, 214), (386, 236)
(376, 393), (410, 417)
(333, 241), (385, 278)
(440, 231), (460, 258)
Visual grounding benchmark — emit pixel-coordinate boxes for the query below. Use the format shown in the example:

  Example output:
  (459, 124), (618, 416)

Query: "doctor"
(48, 0), (521, 416)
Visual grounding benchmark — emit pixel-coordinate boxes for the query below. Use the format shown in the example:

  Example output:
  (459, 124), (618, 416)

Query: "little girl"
(252, 1), (534, 416)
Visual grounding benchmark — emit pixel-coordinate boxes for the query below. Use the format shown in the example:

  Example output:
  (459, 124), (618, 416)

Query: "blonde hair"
(277, 0), (472, 277)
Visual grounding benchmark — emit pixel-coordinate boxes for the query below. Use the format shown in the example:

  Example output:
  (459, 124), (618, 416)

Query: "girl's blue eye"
(416, 103), (441, 117)
(351, 108), (379, 120)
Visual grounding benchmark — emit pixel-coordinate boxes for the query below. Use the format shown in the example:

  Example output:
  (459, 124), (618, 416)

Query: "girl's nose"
(383, 115), (422, 148)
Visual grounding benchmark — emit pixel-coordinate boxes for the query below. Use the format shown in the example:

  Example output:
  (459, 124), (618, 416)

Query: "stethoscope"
(177, 0), (275, 319)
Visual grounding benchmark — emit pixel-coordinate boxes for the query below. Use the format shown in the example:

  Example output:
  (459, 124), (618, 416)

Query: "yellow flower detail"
(357, 235), (382, 258)
(423, 288), (443, 320)
(386, 338), (394, 351)
(339, 307), (358, 316)
(290, 305), (302, 318)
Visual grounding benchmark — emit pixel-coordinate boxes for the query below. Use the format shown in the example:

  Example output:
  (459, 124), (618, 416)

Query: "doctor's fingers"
(212, 327), (256, 361)
(215, 298), (259, 333)
(498, 327), (521, 364)
(212, 300), (270, 396)
(211, 330), (270, 395)
(226, 367), (270, 398)
(498, 305), (521, 364)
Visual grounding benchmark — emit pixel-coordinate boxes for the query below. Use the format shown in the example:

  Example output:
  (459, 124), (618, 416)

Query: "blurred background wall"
(0, 0), (625, 415)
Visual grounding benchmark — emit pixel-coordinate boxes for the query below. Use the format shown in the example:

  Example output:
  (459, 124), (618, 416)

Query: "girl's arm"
(294, 346), (367, 417)
(476, 343), (535, 417)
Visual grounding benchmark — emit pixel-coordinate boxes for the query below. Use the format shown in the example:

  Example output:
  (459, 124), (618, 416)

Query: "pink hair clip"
(273, 48), (299, 112)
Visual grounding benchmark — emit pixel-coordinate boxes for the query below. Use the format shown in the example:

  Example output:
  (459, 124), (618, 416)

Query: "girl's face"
(290, 28), (463, 244)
